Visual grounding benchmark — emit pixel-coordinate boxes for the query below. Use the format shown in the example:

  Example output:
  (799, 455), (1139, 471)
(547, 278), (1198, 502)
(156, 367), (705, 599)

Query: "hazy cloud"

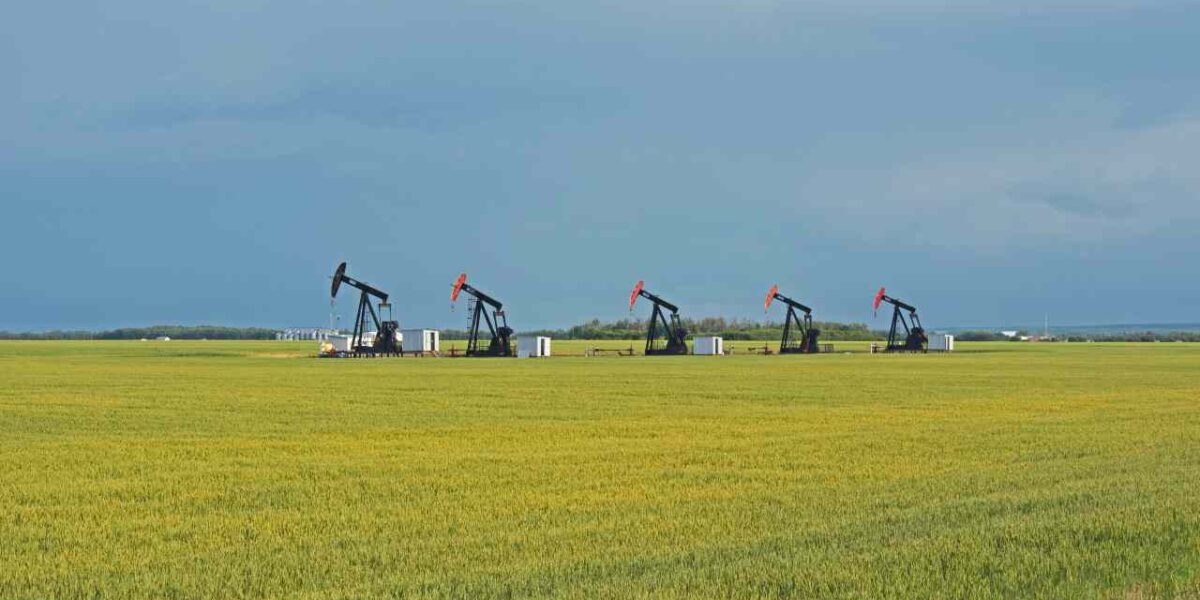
(3, 0), (1200, 329)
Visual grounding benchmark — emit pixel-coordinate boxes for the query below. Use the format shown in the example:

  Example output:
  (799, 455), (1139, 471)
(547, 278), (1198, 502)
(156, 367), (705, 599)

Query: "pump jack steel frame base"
(765, 287), (821, 354)
(779, 306), (820, 354)
(331, 262), (401, 358)
(874, 289), (928, 353)
(452, 274), (514, 357)
(630, 282), (689, 356)
(644, 302), (689, 355)
(464, 293), (513, 357)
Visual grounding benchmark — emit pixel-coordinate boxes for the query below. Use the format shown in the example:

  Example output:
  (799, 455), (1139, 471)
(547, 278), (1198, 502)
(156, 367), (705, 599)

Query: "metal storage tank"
(401, 329), (440, 353)
(693, 336), (723, 355)
(517, 336), (551, 358)
(928, 334), (955, 352)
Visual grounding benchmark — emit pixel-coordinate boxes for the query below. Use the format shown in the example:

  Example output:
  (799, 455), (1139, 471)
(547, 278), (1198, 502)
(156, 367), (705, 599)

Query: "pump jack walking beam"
(629, 280), (688, 355)
(330, 262), (400, 356)
(764, 285), (821, 354)
(873, 287), (927, 353)
(451, 273), (513, 357)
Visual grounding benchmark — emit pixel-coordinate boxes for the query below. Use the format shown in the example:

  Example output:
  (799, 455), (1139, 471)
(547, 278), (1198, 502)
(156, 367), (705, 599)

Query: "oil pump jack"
(451, 273), (513, 357)
(330, 262), (400, 356)
(873, 287), (927, 352)
(763, 285), (821, 354)
(629, 280), (689, 355)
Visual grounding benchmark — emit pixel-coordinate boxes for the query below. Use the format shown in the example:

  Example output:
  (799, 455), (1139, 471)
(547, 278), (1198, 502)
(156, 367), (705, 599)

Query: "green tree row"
(0, 326), (278, 340)
(5, 324), (1198, 343)
(443, 317), (883, 341)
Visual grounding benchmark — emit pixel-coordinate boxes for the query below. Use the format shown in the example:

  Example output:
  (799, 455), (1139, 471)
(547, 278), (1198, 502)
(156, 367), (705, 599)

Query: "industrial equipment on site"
(693, 336), (724, 356)
(451, 273), (513, 357)
(927, 333), (955, 352)
(517, 335), (551, 358)
(401, 329), (441, 354)
(329, 262), (400, 356)
(873, 287), (928, 352)
(763, 284), (821, 354)
(629, 280), (689, 355)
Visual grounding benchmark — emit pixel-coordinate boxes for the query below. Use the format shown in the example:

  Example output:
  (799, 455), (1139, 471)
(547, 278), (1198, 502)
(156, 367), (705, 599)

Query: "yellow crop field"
(1, 341), (1198, 599)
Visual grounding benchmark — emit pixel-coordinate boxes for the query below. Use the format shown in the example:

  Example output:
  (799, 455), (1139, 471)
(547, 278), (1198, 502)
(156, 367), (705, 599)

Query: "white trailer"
(400, 329), (440, 353)
(928, 334), (955, 352)
(693, 336), (723, 355)
(517, 336), (551, 358)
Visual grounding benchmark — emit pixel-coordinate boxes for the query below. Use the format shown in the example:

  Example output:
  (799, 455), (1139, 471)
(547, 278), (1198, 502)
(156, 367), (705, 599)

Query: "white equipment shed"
(401, 329), (440, 353)
(693, 336), (723, 355)
(928, 334), (955, 352)
(326, 335), (354, 353)
(517, 336), (551, 358)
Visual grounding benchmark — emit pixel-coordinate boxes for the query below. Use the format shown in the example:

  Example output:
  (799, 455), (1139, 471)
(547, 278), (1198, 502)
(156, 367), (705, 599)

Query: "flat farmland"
(1, 341), (1198, 599)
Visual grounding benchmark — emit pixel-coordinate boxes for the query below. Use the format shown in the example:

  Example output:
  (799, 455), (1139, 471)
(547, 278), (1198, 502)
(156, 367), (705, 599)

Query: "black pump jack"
(451, 273), (513, 357)
(874, 287), (927, 352)
(330, 262), (400, 356)
(629, 281), (688, 355)
(764, 285), (821, 354)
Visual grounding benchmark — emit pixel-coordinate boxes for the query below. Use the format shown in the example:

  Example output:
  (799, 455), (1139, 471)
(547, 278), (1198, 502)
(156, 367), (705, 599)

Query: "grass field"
(1, 341), (1198, 599)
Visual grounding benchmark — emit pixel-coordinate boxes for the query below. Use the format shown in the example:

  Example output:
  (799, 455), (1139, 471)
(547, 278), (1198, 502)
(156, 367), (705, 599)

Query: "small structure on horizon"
(927, 334), (955, 352)
(693, 336), (723, 356)
(517, 335), (551, 358)
(277, 328), (340, 341)
(401, 329), (441, 354)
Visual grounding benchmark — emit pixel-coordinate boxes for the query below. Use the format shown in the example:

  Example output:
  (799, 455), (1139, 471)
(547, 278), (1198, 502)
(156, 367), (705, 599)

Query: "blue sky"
(3, 0), (1199, 331)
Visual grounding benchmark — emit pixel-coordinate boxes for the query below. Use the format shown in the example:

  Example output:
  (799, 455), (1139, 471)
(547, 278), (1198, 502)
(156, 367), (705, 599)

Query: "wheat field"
(1, 341), (1198, 599)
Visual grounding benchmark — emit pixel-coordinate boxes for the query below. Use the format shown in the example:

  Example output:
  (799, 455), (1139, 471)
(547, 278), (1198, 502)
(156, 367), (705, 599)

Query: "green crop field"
(1, 341), (1198, 599)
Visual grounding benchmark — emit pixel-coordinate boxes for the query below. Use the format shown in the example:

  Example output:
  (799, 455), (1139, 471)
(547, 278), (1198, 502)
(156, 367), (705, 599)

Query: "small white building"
(517, 335), (551, 358)
(331, 331), (387, 350)
(155, 336), (171, 342)
(326, 335), (354, 354)
(693, 336), (723, 355)
(928, 334), (955, 352)
(401, 329), (440, 353)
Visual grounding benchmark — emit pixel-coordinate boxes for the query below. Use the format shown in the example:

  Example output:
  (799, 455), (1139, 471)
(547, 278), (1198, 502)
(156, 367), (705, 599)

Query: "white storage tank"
(400, 329), (440, 353)
(517, 336), (551, 358)
(693, 336), (723, 355)
(928, 334), (955, 352)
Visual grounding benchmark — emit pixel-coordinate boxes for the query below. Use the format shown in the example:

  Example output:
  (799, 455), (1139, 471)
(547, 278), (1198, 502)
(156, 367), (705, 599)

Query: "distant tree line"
(443, 317), (884, 341)
(4, 323), (1198, 343)
(0, 326), (278, 340)
(1077, 331), (1200, 342)
(952, 330), (1200, 342)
